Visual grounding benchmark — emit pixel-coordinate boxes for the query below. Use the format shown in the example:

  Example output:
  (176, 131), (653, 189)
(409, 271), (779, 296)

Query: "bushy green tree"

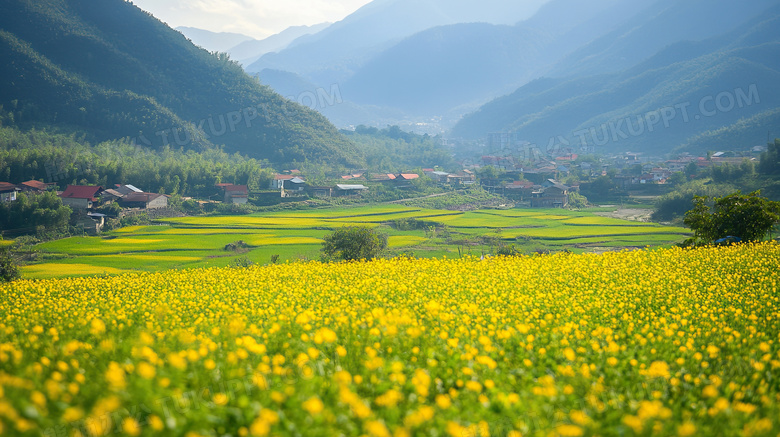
(322, 226), (388, 261)
(0, 191), (71, 235)
(568, 192), (588, 209)
(684, 191), (780, 244)
(0, 249), (19, 282)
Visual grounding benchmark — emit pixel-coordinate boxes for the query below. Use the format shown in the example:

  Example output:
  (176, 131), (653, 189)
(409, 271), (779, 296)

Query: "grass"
(23, 205), (691, 279)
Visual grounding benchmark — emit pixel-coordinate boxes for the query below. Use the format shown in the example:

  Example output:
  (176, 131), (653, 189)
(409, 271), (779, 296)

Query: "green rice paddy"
(22, 205), (690, 279)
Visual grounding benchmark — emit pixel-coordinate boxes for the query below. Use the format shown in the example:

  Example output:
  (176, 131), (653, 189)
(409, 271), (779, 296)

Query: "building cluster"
(0, 180), (56, 202)
(269, 170), (476, 199)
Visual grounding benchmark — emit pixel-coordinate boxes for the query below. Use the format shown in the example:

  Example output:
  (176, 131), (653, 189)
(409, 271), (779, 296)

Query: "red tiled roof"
(59, 185), (103, 200)
(20, 180), (49, 191)
(274, 175), (296, 180)
(0, 182), (18, 192)
(399, 174), (419, 180)
(223, 185), (248, 193)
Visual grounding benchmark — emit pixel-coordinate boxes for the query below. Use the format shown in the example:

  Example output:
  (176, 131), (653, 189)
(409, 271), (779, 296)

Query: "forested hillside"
(452, 3), (780, 155)
(0, 0), (360, 167)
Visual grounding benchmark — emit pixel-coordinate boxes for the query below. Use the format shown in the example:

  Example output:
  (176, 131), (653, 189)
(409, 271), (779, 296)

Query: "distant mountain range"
(245, 0), (780, 156)
(176, 23), (330, 66)
(175, 27), (254, 54)
(452, 0), (780, 155)
(0, 0), (359, 167)
(246, 0), (549, 84)
(228, 23), (331, 66)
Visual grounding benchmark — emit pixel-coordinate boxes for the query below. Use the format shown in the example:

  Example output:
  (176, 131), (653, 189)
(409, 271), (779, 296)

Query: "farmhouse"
(101, 188), (125, 203)
(335, 184), (368, 196)
(0, 182), (20, 202)
(394, 173), (419, 188)
(307, 186), (333, 198)
(59, 185), (104, 209)
(271, 175), (295, 189)
(118, 192), (169, 209)
(18, 180), (54, 193)
(114, 184), (143, 196)
(531, 183), (570, 208)
(369, 174), (397, 183)
(504, 180), (537, 200)
(218, 184), (249, 204)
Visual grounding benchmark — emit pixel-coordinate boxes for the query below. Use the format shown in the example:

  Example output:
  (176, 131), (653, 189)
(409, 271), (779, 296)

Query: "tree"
(667, 172), (687, 186)
(568, 192), (588, 209)
(477, 165), (501, 180)
(684, 162), (699, 179)
(683, 191), (780, 244)
(321, 226), (388, 261)
(0, 249), (20, 282)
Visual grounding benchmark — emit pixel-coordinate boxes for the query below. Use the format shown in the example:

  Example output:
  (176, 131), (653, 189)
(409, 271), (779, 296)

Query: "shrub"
(322, 226), (388, 261)
(0, 249), (20, 282)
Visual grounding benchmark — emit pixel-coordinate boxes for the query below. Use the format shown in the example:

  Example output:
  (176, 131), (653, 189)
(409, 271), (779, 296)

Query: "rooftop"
(60, 185), (103, 200)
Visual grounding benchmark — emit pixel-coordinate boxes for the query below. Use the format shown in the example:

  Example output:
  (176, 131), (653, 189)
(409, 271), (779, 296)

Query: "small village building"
(118, 192), (169, 209)
(429, 171), (450, 184)
(219, 185), (249, 204)
(394, 173), (419, 188)
(59, 185), (104, 209)
(307, 186), (333, 198)
(370, 174), (397, 183)
(504, 180), (536, 200)
(531, 183), (570, 208)
(0, 182), (20, 202)
(114, 184), (143, 196)
(271, 175), (296, 189)
(284, 177), (307, 191)
(101, 188), (125, 203)
(18, 180), (54, 193)
(335, 184), (368, 196)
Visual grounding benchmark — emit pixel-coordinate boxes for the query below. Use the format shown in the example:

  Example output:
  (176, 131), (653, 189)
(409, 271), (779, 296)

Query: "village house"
(18, 180), (54, 193)
(217, 184), (249, 204)
(334, 184), (368, 196)
(118, 192), (169, 209)
(369, 174), (397, 183)
(394, 173), (419, 188)
(0, 182), (20, 202)
(306, 186), (333, 198)
(427, 171), (450, 184)
(531, 182), (570, 208)
(340, 173), (366, 181)
(114, 184), (143, 196)
(101, 188), (125, 203)
(59, 185), (104, 209)
(504, 180), (537, 200)
(271, 175), (295, 189)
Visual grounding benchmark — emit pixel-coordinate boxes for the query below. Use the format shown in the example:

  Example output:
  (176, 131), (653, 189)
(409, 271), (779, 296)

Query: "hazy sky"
(130, 0), (373, 39)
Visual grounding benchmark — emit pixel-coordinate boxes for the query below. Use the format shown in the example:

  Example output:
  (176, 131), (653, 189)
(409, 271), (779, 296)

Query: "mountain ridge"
(0, 0), (360, 167)
(451, 3), (780, 155)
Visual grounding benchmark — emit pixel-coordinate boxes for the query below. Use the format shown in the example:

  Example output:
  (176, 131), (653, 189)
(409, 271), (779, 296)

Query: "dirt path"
(594, 208), (654, 222)
(386, 193), (450, 204)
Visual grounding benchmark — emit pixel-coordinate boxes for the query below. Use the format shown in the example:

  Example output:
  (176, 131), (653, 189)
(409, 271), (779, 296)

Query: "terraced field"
(22, 206), (690, 279)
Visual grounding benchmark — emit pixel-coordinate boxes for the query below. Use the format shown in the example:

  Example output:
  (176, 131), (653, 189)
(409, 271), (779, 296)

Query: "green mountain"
(452, 2), (780, 155)
(0, 0), (360, 167)
(548, 0), (780, 77)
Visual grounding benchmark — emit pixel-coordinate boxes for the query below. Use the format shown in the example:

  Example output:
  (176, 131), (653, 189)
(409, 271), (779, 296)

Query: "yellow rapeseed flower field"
(1, 243), (779, 436)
